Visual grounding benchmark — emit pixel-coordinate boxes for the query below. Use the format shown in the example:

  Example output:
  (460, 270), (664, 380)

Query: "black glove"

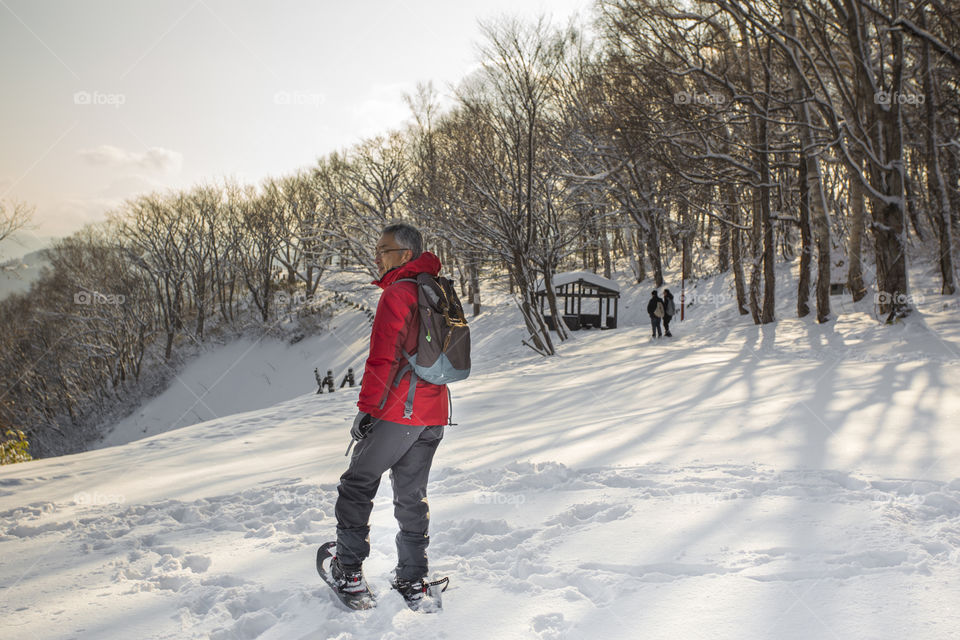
(350, 412), (373, 440)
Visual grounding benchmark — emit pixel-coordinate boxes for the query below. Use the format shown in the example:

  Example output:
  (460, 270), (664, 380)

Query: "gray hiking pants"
(335, 418), (444, 581)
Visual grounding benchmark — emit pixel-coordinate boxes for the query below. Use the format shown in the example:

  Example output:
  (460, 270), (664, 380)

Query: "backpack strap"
(404, 371), (418, 419)
(446, 385), (456, 426)
(383, 349), (418, 420)
(398, 349), (417, 419)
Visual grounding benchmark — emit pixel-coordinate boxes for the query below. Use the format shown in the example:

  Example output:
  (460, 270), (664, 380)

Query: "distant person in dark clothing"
(322, 370), (336, 393)
(662, 289), (676, 337)
(647, 290), (664, 338)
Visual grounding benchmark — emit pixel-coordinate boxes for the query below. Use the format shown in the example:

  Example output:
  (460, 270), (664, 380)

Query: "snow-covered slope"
(1, 263), (959, 640)
(0, 247), (50, 301)
(95, 315), (373, 449)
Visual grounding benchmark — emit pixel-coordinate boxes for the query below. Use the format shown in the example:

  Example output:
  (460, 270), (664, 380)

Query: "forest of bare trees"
(1, 0), (957, 459)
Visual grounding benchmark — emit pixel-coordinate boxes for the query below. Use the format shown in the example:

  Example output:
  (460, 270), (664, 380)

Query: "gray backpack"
(388, 274), (471, 419)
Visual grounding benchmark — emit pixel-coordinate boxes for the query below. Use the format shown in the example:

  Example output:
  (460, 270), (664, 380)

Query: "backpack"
(664, 297), (675, 316)
(389, 274), (471, 419)
(655, 301), (665, 318)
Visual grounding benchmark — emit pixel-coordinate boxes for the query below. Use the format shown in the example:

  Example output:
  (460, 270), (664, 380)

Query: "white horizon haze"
(0, 0), (590, 245)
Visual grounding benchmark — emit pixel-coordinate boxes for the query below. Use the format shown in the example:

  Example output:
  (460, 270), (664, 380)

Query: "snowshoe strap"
(425, 576), (449, 592)
(341, 576), (367, 594)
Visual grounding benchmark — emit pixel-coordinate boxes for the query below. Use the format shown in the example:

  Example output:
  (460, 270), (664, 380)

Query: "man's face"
(375, 233), (412, 277)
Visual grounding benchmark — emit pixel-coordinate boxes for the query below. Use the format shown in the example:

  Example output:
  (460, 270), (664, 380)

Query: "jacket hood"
(372, 251), (442, 289)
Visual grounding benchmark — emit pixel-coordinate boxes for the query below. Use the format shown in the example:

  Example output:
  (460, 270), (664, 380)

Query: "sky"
(0, 0), (592, 248)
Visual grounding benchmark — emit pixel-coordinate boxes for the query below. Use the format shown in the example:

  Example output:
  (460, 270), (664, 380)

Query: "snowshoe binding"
(316, 542), (376, 610)
(391, 574), (449, 613)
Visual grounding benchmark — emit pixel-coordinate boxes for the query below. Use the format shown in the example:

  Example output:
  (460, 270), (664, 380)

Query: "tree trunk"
(718, 196), (730, 273)
(759, 65), (776, 325)
(844, 0), (910, 320)
(541, 264), (568, 342)
(725, 184), (748, 315)
(600, 214), (612, 279)
(781, 0), (832, 323)
(646, 210), (664, 287)
(512, 255), (554, 355)
(680, 199), (693, 285)
(469, 261), (481, 316)
(944, 140), (960, 232)
(847, 168), (868, 301)
(921, 8), (956, 295)
(798, 147), (812, 318)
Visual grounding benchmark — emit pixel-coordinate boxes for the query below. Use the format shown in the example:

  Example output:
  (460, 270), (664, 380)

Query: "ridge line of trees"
(2, 0), (957, 459)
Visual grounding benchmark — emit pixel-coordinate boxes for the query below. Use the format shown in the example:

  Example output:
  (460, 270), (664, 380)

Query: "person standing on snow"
(662, 288), (676, 337)
(647, 289), (664, 338)
(331, 222), (448, 605)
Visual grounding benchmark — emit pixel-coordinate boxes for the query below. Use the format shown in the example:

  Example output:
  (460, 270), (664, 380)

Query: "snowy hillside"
(2, 263), (959, 640)
(94, 316), (373, 449)
(0, 248), (50, 301)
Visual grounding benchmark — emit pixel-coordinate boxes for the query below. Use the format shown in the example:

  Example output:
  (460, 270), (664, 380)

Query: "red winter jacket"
(357, 251), (449, 426)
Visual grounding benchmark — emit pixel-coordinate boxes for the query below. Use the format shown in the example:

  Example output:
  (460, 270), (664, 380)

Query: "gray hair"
(382, 222), (423, 258)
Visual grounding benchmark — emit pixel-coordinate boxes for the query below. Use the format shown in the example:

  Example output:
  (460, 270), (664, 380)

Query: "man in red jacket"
(331, 222), (448, 606)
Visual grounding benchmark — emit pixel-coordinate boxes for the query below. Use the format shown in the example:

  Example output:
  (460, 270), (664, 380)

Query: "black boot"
(331, 557), (371, 599)
(391, 574), (448, 612)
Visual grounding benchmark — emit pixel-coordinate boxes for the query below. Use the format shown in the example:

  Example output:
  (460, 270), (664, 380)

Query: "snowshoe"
(391, 574), (449, 613)
(316, 542), (376, 610)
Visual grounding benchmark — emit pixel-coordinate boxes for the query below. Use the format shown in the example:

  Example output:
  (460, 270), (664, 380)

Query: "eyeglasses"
(374, 248), (407, 258)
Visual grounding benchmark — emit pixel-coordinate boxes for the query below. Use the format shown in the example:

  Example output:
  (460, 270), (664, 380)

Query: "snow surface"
(2, 261), (960, 640)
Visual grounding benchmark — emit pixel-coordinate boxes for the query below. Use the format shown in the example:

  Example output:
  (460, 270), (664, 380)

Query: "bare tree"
(0, 199), (35, 262)
(238, 181), (284, 323)
(918, 5), (956, 295)
(112, 193), (190, 360)
(451, 15), (581, 354)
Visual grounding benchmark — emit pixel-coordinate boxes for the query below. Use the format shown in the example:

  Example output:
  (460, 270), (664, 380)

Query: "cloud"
(353, 82), (416, 137)
(40, 148), (186, 237)
(27, 196), (121, 237)
(57, 196), (121, 222)
(77, 145), (183, 174)
(97, 175), (167, 199)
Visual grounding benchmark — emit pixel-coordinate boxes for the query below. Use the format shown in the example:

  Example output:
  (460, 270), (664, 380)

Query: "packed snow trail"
(3, 453), (959, 639)
(1, 264), (959, 639)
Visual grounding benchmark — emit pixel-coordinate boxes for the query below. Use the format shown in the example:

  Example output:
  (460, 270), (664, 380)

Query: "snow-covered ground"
(2, 261), (959, 639)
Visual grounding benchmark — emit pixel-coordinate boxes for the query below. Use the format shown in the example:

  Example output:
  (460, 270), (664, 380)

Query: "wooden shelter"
(536, 271), (621, 331)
